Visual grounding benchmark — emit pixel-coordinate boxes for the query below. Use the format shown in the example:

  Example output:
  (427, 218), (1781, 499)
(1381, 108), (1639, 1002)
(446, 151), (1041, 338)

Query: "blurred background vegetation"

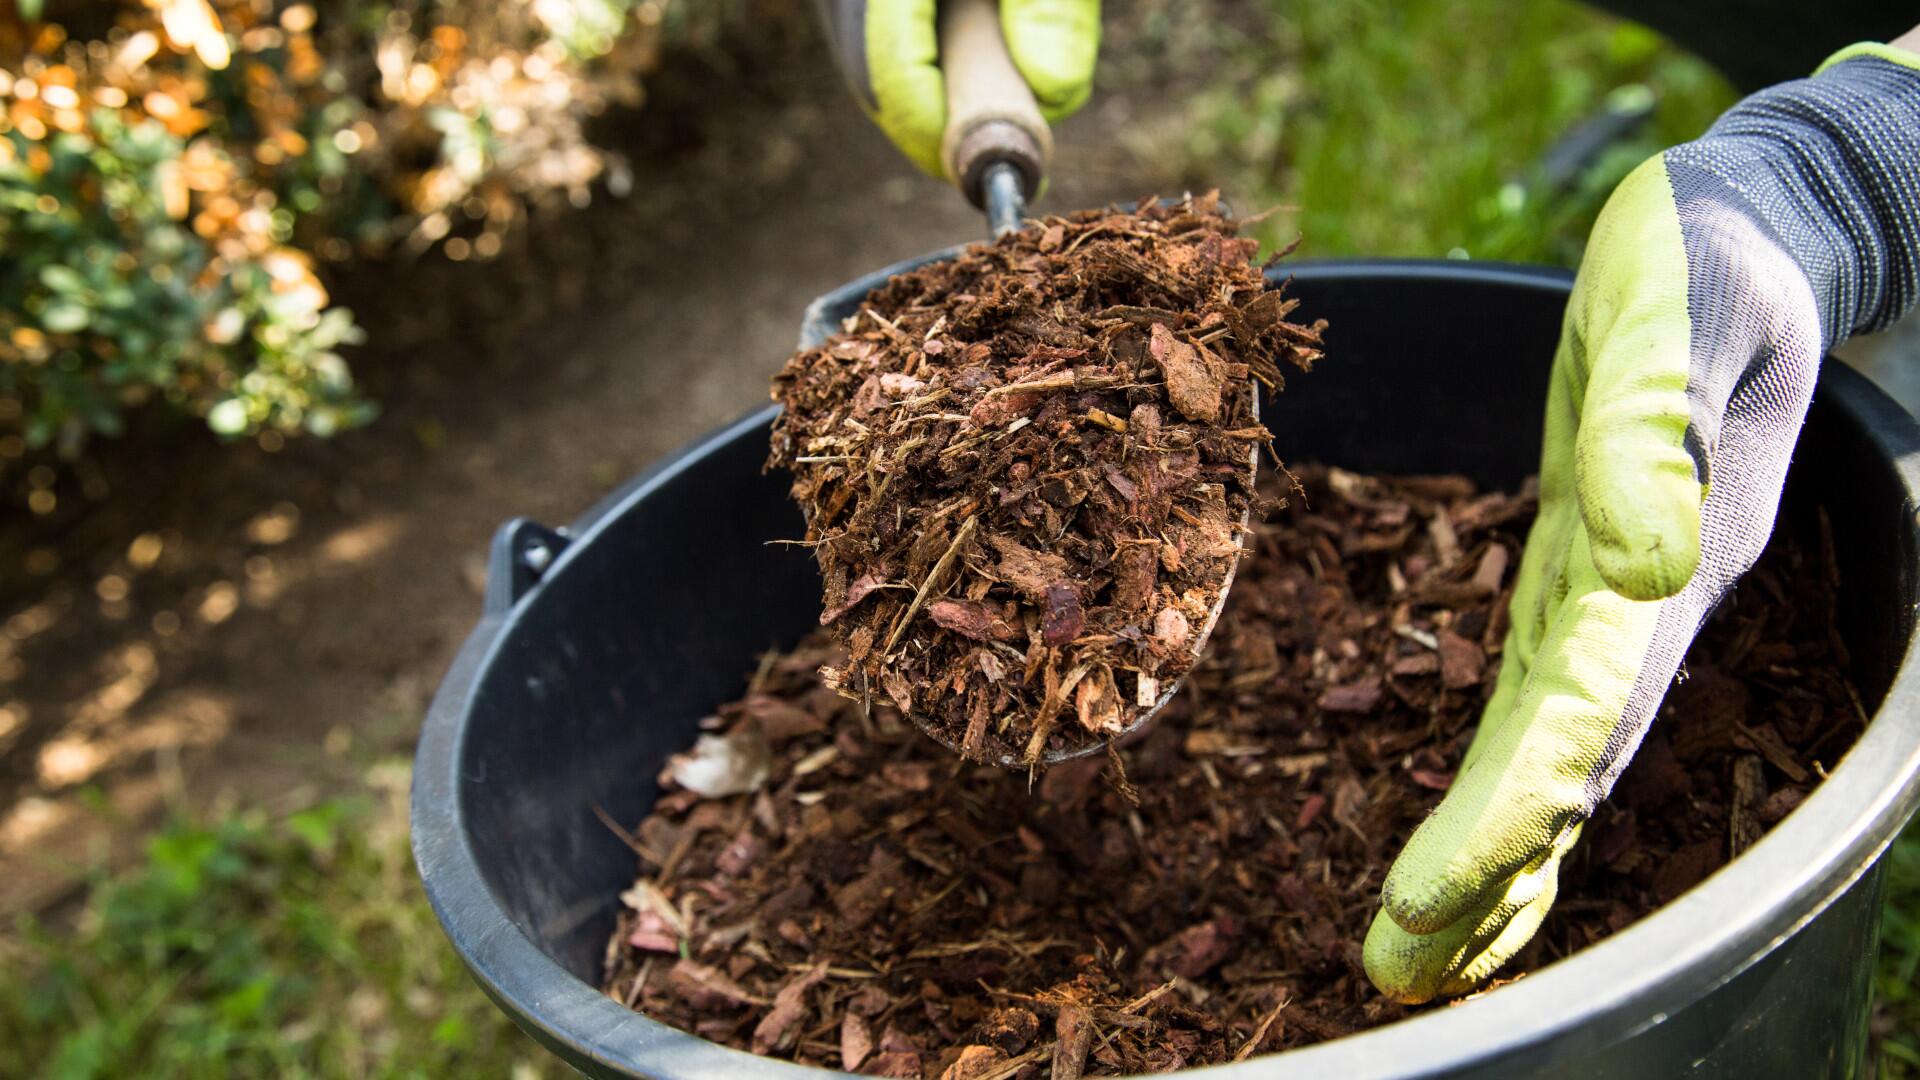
(0, 0), (1913, 1076)
(0, 765), (554, 1078)
(0, 0), (1729, 473)
(1154, 0), (1733, 261)
(1, 0), (716, 460)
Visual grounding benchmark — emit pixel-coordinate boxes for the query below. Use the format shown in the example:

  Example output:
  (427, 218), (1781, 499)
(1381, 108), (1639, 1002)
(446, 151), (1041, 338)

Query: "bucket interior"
(441, 262), (1919, 1048)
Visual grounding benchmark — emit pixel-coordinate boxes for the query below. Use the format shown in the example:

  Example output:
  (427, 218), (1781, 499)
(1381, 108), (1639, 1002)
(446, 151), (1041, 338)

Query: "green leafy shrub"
(2, 108), (367, 454)
(0, 0), (677, 467)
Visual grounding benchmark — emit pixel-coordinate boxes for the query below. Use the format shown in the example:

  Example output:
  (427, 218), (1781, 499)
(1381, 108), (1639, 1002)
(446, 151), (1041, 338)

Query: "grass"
(1883, 826), (1920, 1077)
(1145, 0), (1737, 262)
(3, 1), (1914, 1076)
(0, 763), (552, 1079)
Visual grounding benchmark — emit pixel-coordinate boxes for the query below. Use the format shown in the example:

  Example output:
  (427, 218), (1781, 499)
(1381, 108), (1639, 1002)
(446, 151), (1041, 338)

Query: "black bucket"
(411, 260), (1920, 1078)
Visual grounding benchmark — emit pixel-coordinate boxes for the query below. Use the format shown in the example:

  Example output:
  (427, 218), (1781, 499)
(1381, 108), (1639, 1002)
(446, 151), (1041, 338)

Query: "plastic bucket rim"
(410, 257), (1920, 1079)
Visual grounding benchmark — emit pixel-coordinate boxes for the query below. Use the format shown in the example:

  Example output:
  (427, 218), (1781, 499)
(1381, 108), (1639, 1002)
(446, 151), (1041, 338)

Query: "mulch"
(601, 465), (1861, 1077)
(768, 195), (1323, 765)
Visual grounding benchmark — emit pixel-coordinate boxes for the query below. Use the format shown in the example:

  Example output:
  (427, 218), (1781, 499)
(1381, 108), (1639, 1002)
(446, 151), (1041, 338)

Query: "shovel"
(808, 0), (1258, 766)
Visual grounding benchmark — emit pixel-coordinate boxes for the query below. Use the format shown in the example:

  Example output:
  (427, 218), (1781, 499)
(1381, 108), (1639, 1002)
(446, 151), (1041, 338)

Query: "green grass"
(0, 763), (550, 1079)
(1154, 0), (1737, 263)
(1883, 824), (1920, 1078)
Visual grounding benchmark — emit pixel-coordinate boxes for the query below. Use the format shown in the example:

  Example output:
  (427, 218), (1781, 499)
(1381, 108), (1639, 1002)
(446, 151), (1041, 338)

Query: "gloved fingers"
(1381, 528), (1661, 936)
(1434, 865), (1560, 999)
(1461, 647), (1527, 776)
(1460, 497), (1572, 774)
(1462, 321), (1583, 768)
(1364, 834), (1572, 1004)
(999, 0), (1101, 120)
(1496, 325), (1584, 680)
(865, 0), (946, 176)
(1565, 156), (1705, 603)
(1463, 348), (1580, 774)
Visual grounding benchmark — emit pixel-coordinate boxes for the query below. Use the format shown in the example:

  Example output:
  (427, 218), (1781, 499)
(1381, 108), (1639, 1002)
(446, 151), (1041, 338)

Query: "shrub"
(0, 0), (674, 466)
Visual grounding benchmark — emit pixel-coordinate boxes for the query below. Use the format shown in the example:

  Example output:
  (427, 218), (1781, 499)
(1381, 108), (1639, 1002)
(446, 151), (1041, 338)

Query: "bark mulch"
(602, 465), (1860, 1077)
(769, 194), (1324, 765)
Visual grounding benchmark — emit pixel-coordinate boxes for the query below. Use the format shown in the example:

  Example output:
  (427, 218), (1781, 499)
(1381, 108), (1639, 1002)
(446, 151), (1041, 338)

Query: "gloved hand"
(1364, 41), (1920, 1004)
(814, 0), (1100, 177)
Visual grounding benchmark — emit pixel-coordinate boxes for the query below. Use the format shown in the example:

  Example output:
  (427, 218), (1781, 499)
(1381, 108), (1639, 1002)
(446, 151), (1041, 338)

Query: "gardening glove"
(814, 0), (1100, 177)
(1364, 41), (1920, 1005)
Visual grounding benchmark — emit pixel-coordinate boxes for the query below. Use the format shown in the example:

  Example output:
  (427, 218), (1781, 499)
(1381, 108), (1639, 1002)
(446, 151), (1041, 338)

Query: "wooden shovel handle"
(938, 0), (1053, 208)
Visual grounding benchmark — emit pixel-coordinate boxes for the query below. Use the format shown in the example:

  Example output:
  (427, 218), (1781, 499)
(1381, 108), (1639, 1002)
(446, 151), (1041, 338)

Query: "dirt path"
(0, 32), (1189, 914)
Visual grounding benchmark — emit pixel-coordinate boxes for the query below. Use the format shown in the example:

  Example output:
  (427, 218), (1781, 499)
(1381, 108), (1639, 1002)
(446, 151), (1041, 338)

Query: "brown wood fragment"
(1317, 678), (1382, 713)
(1436, 630), (1485, 689)
(930, 599), (1023, 643)
(841, 1012), (873, 1071)
(666, 960), (763, 1009)
(1234, 997), (1289, 1061)
(750, 962), (827, 1054)
(1145, 918), (1238, 979)
(1024, 663), (1089, 764)
(1042, 583), (1087, 647)
(1153, 606), (1191, 655)
(940, 1045), (1008, 1080)
(1074, 665), (1122, 735)
(1052, 1005), (1092, 1080)
(985, 534), (1076, 601)
(1733, 722), (1811, 784)
(1184, 730), (1267, 757)
(1148, 322), (1224, 423)
(961, 692), (992, 762)
(1427, 510), (1461, 566)
(1105, 740), (1141, 807)
(884, 514), (978, 654)
(1730, 754), (1767, 856)
(1471, 543), (1509, 594)
(867, 1024), (923, 1077)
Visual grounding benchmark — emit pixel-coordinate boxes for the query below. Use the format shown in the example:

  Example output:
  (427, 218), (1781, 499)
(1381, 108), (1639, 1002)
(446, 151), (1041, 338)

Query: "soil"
(770, 196), (1322, 765)
(601, 465), (1861, 1077)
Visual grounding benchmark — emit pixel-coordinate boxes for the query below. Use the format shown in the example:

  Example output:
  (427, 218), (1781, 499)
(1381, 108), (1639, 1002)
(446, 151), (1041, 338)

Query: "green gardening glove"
(1364, 42), (1920, 1004)
(814, 0), (1100, 176)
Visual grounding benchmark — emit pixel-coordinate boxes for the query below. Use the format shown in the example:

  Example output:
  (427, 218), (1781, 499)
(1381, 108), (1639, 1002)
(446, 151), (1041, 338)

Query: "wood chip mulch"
(769, 194), (1323, 764)
(602, 465), (1861, 1077)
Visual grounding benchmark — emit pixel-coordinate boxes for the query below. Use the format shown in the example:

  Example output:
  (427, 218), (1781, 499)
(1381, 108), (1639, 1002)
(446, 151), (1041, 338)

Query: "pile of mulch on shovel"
(602, 466), (1862, 1076)
(769, 193), (1325, 764)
